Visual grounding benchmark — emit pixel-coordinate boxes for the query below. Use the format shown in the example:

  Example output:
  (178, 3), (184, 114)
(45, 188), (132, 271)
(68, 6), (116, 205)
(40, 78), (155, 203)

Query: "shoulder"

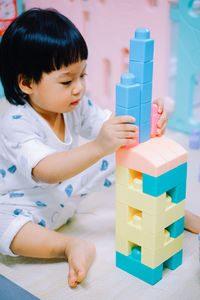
(0, 102), (42, 137)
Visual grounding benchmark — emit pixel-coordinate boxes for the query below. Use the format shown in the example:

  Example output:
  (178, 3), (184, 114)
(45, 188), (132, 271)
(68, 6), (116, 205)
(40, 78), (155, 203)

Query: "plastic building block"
(115, 26), (187, 284)
(116, 136), (187, 177)
(140, 101), (151, 124)
(151, 103), (162, 137)
(116, 250), (163, 285)
(164, 249), (183, 270)
(168, 0), (200, 133)
(129, 60), (153, 84)
(167, 183), (186, 203)
(166, 217), (184, 238)
(141, 82), (152, 103)
(129, 28), (154, 62)
(143, 163), (187, 196)
(116, 105), (140, 126)
(140, 122), (151, 142)
(116, 73), (140, 108)
(142, 234), (184, 268)
(189, 129), (200, 149)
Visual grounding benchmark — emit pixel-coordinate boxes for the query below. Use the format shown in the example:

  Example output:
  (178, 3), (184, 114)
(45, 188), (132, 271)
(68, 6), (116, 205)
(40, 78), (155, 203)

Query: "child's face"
(28, 60), (87, 115)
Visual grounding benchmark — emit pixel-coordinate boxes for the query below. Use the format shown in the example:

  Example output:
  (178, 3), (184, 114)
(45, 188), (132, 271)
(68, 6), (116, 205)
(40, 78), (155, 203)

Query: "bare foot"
(64, 237), (96, 288)
(184, 210), (200, 234)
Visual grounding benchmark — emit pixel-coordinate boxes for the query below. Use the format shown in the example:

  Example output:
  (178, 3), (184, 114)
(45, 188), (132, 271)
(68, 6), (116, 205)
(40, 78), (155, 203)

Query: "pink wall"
(25, 0), (170, 111)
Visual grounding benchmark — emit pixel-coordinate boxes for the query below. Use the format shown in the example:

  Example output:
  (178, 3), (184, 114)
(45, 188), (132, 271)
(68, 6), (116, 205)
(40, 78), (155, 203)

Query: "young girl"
(0, 8), (197, 289)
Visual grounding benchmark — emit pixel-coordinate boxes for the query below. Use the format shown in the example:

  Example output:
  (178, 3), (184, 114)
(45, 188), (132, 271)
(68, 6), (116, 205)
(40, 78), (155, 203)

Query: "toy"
(168, 0), (200, 133)
(115, 28), (187, 285)
(189, 129), (200, 149)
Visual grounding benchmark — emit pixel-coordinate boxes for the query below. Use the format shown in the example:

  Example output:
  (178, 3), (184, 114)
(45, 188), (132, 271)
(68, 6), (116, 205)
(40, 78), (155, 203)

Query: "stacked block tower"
(115, 28), (187, 285)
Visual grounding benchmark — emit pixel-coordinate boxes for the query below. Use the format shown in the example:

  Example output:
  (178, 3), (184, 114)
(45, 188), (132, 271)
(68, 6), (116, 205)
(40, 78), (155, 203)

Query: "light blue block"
(167, 183), (186, 203)
(167, 217), (184, 238)
(140, 101), (152, 124)
(139, 122), (150, 143)
(168, 0), (200, 134)
(143, 163), (187, 196)
(116, 73), (140, 108)
(141, 82), (152, 103)
(130, 28), (154, 62)
(116, 248), (163, 285)
(116, 105), (140, 126)
(129, 60), (153, 84)
(164, 250), (183, 270)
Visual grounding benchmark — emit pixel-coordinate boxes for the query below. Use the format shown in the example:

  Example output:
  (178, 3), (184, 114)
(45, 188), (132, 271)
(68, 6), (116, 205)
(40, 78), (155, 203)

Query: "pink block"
(116, 136), (187, 176)
(151, 103), (161, 137)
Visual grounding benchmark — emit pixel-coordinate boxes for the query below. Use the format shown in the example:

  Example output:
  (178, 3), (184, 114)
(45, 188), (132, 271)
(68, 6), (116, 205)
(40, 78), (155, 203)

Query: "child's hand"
(95, 115), (138, 155)
(153, 98), (168, 136)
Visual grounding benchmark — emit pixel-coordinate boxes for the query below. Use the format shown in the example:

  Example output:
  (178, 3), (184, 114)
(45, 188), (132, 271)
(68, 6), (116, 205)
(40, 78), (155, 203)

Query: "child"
(0, 8), (197, 289)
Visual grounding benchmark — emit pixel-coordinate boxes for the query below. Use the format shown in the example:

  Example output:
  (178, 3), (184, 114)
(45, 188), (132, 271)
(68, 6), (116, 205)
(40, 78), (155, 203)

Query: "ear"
(18, 74), (34, 95)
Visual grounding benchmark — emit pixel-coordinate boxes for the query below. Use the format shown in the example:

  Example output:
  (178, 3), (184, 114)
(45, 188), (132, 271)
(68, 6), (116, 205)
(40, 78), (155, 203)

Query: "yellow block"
(142, 234), (184, 268)
(116, 183), (168, 216)
(116, 201), (176, 252)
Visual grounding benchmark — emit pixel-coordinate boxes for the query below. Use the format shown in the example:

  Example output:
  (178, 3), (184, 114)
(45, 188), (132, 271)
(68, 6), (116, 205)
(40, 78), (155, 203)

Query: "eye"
(81, 72), (87, 78)
(61, 80), (72, 85)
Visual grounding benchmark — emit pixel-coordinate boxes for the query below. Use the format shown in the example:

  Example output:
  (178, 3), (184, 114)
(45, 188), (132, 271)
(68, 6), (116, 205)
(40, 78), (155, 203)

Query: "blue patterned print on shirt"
(0, 169), (6, 178)
(13, 208), (23, 216)
(12, 115), (22, 119)
(88, 99), (93, 106)
(80, 193), (87, 197)
(104, 178), (112, 188)
(7, 165), (17, 173)
(9, 192), (25, 198)
(65, 184), (73, 197)
(35, 200), (47, 207)
(38, 219), (46, 227)
(100, 160), (109, 171)
(60, 203), (64, 208)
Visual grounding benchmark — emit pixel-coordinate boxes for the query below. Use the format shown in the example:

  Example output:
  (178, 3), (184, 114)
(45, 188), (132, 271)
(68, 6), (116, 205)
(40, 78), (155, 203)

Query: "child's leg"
(10, 222), (96, 288)
(184, 210), (200, 234)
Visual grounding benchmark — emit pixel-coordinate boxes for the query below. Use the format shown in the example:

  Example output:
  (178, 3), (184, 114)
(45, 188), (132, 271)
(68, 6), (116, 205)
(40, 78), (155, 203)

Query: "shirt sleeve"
(79, 97), (112, 139)
(1, 113), (57, 185)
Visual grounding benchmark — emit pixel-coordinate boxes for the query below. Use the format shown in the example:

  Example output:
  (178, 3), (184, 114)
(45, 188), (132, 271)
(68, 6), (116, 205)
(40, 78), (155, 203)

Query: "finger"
(157, 112), (168, 128)
(153, 98), (164, 114)
(112, 115), (136, 124)
(118, 131), (139, 139)
(115, 123), (138, 132)
(157, 122), (167, 136)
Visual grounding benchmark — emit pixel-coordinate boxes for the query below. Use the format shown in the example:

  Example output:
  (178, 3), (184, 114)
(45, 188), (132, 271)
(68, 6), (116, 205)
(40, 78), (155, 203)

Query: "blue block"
(129, 60), (153, 84)
(139, 122), (150, 143)
(130, 28), (154, 62)
(116, 249), (163, 285)
(141, 82), (152, 103)
(164, 250), (183, 270)
(167, 183), (186, 203)
(116, 105), (140, 126)
(140, 101), (152, 124)
(143, 163), (187, 196)
(167, 217), (184, 238)
(116, 73), (140, 108)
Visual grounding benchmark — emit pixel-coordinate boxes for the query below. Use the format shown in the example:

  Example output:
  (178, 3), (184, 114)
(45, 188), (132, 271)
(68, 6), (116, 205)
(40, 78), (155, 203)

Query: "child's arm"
(32, 115), (138, 183)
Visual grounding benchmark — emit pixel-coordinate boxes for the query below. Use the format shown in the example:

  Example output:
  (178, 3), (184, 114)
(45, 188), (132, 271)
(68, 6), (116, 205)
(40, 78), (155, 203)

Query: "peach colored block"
(116, 136), (187, 176)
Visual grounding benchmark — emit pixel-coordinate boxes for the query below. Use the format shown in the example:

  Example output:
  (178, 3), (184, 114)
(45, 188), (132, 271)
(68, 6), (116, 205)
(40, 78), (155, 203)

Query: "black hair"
(0, 8), (88, 105)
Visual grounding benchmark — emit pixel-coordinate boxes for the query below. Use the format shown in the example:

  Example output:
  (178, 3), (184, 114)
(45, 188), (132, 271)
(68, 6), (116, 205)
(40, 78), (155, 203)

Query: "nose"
(72, 79), (83, 96)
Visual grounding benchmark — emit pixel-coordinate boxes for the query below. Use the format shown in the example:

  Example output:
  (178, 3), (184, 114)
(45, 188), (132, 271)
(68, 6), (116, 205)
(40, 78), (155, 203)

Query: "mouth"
(70, 99), (80, 106)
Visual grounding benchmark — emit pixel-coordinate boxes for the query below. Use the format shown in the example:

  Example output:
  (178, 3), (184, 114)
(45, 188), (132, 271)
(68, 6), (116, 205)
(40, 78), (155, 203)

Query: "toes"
(76, 268), (86, 283)
(68, 264), (78, 288)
